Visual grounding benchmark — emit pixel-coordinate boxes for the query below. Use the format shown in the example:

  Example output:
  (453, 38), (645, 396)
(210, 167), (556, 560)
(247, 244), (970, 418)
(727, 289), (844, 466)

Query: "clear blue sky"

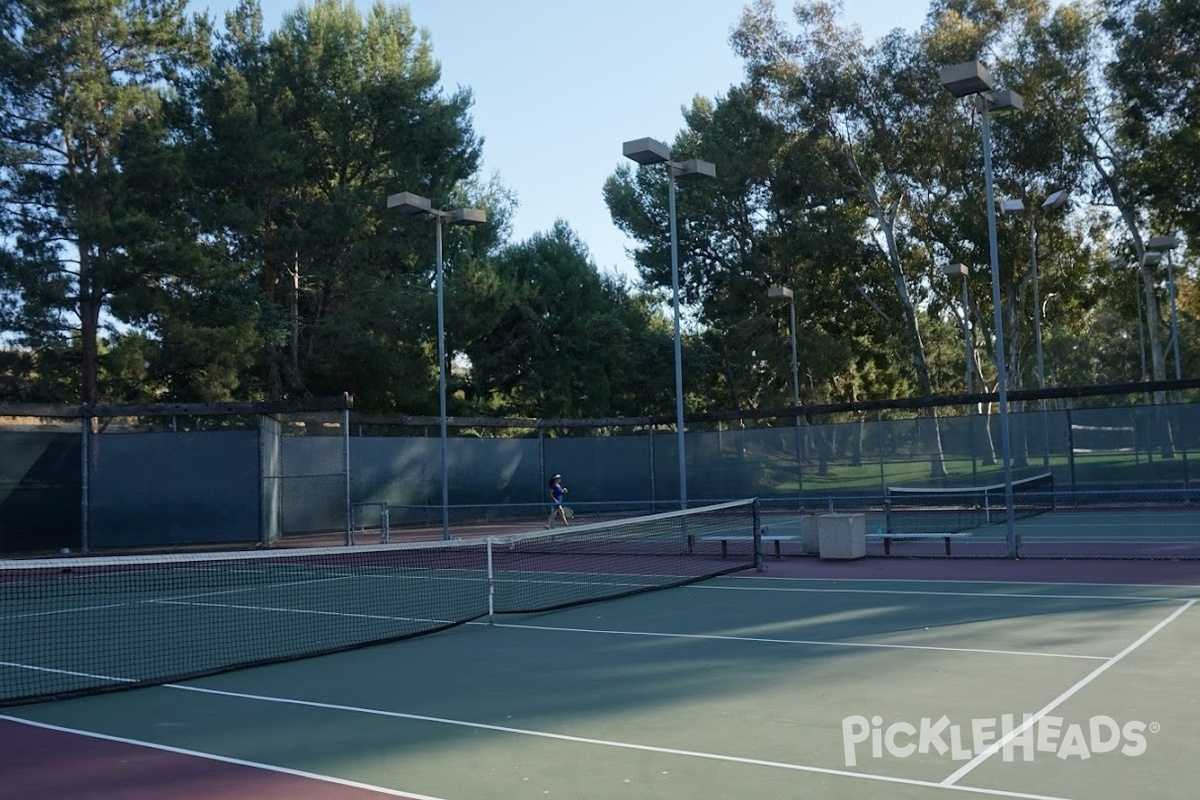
(203, 0), (937, 281)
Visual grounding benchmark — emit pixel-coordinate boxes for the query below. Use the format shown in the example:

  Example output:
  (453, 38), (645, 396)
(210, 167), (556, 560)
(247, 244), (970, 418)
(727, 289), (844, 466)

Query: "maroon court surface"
(0, 717), (420, 800)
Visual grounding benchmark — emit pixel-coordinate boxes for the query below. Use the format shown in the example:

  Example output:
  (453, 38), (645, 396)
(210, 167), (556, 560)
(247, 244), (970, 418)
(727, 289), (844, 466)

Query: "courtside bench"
(700, 534), (798, 559)
(867, 531), (972, 555)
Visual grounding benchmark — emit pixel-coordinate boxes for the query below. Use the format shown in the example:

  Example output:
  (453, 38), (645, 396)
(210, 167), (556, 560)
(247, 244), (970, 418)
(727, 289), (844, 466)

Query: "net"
(0, 499), (758, 707)
(884, 473), (1055, 535)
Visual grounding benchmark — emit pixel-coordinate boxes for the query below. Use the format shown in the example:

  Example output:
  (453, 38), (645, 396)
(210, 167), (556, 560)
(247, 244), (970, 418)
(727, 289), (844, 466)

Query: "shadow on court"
(3, 557), (1199, 800)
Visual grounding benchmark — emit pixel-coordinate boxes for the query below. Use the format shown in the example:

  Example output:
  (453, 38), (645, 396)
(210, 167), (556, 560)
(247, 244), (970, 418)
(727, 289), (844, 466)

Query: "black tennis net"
(0, 499), (759, 707)
(884, 473), (1055, 535)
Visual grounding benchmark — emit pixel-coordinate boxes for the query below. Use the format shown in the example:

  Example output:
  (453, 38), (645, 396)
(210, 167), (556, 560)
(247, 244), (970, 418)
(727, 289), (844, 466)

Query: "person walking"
(546, 473), (569, 528)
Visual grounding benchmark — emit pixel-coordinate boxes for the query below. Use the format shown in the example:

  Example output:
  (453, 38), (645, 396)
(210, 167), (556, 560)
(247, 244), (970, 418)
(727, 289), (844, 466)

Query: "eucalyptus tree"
(1104, 0), (1200, 246)
(0, 0), (210, 403)
(1102, 0), (1197, 405)
(730, 0), (970, 475)
(731, 2), (948, 403)
(949, 0), (1185, 462)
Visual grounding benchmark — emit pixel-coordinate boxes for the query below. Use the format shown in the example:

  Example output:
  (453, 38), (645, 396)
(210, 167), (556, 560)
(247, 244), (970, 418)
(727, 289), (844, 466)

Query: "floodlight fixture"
(938, 61), (994, 97)
(387, 191), (434, 215)
(989, 89), (1024, 113)
(1043, 189), (1070, 211)
(388, 190), (487, 540)
(622, 137), (671, 165)
(1148, 234), (1179, 251)
(623, 136), (716, 512)
(678, 158), (717, 180)
(445, 208), (487, 226)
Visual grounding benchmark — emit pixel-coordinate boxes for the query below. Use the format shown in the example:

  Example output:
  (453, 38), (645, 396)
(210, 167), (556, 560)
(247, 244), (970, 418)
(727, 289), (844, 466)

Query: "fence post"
(80, 412), (90, 554)
(1065, 403), (1077, 504)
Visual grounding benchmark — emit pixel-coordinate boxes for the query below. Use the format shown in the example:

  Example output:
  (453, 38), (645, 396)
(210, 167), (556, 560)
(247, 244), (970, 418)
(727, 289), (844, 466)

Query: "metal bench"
(867, 532), (972, 555)
(700, 535), (799, 559)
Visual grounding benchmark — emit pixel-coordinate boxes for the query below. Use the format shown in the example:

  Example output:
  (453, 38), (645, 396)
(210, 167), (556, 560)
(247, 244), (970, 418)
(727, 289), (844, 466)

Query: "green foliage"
(0, 0), (1192, 423)
(1104, 0), (1200, 243)
(0, 0), (211, 403)
(463, 222), (672, 421)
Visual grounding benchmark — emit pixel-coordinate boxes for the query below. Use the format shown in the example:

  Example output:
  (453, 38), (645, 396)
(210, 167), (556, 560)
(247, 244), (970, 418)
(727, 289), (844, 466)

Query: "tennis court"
(2, 524), (1199, 800)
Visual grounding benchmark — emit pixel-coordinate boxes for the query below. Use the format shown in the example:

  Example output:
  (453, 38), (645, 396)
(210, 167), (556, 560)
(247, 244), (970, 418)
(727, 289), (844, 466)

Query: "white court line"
(0, 662), (138, 682)
(941, 599), (1196, 786)
(697, 584), (1197, 603)
(159, 683), (1076, 800)
(0, 715), (443, 799)
(151, 598), (462, 626)
(482, 621), (1107, 660)
(11, 603), (129, 619)
(731, 576), (1200, 590)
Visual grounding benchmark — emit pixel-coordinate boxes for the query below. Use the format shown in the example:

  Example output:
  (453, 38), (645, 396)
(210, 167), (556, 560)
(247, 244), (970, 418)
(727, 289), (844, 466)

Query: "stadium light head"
(943, 263), (968, 277)
(1148, 234), (1178, 251)
(676, 158), (717, 180)
(767, 286), (794, 300)
(622, 137), (671, 165)
(1042, 189), (1070, 211)
(999, 198), (1025, 214)
(938, 61), (994, 98)
(1142, 252), (1163, 267)
(387, 191), (433, 215)
(445, 208), (487, 226)
(988, 89), (1023, 113)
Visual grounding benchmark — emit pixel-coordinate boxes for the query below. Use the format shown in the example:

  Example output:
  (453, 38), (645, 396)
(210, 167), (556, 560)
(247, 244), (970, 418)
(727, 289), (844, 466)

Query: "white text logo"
(841, 714), (1156, 766)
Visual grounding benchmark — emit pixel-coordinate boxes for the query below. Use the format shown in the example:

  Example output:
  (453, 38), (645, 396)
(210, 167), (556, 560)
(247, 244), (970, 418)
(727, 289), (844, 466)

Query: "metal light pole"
(1111, 255), (1150, 402)
(942, 263), (971, 393)
(1148, 234), (1182, 383)
(1001, 189), (1066, 471)
(623, 138), (715, 511)
(388, 191), (487, 540)
(768, 286), (800, 408)
(1000, 189), (1068, 397)
(940, 60), (1023, 557)
(769, 285), (805, 500)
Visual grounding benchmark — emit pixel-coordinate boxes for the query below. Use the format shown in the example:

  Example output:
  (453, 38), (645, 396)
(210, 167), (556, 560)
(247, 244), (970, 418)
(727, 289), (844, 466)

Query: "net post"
(343, 406), (352, 546)
(486, 536), (496, 622)
(752, 498), (764, 571)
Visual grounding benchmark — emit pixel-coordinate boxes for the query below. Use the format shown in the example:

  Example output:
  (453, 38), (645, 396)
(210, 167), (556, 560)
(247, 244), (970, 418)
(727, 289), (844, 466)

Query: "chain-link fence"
(3, 384), (1199, 557)
(0, 398), (352, 554)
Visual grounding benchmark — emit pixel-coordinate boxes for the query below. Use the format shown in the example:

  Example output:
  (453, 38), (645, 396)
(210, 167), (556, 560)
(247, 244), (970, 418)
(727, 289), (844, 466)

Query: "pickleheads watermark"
(841, 714), (1157, 767)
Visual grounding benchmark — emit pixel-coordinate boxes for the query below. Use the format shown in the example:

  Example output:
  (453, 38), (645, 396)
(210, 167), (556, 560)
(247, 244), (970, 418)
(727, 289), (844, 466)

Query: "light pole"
(623, 137), (715, 511)
(1148, 234), (1182, 384)
(388, 191), (487, 540)
(942, 263), (971, 393)
(1111, 255), (1150, 403)
(940, 60), (1023, 557)
(999, 189), (1068, 397)
(767, 286), (800, 408)
(769, 285), (805, 500)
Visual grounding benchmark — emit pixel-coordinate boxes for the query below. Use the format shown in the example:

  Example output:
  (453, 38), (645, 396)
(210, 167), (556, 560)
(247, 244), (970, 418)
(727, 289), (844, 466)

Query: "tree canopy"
(1, 0), (1193, 420)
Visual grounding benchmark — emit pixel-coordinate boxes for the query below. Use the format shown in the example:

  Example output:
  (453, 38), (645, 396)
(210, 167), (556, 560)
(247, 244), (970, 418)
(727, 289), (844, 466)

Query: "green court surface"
(5, 573), (1199, 799)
